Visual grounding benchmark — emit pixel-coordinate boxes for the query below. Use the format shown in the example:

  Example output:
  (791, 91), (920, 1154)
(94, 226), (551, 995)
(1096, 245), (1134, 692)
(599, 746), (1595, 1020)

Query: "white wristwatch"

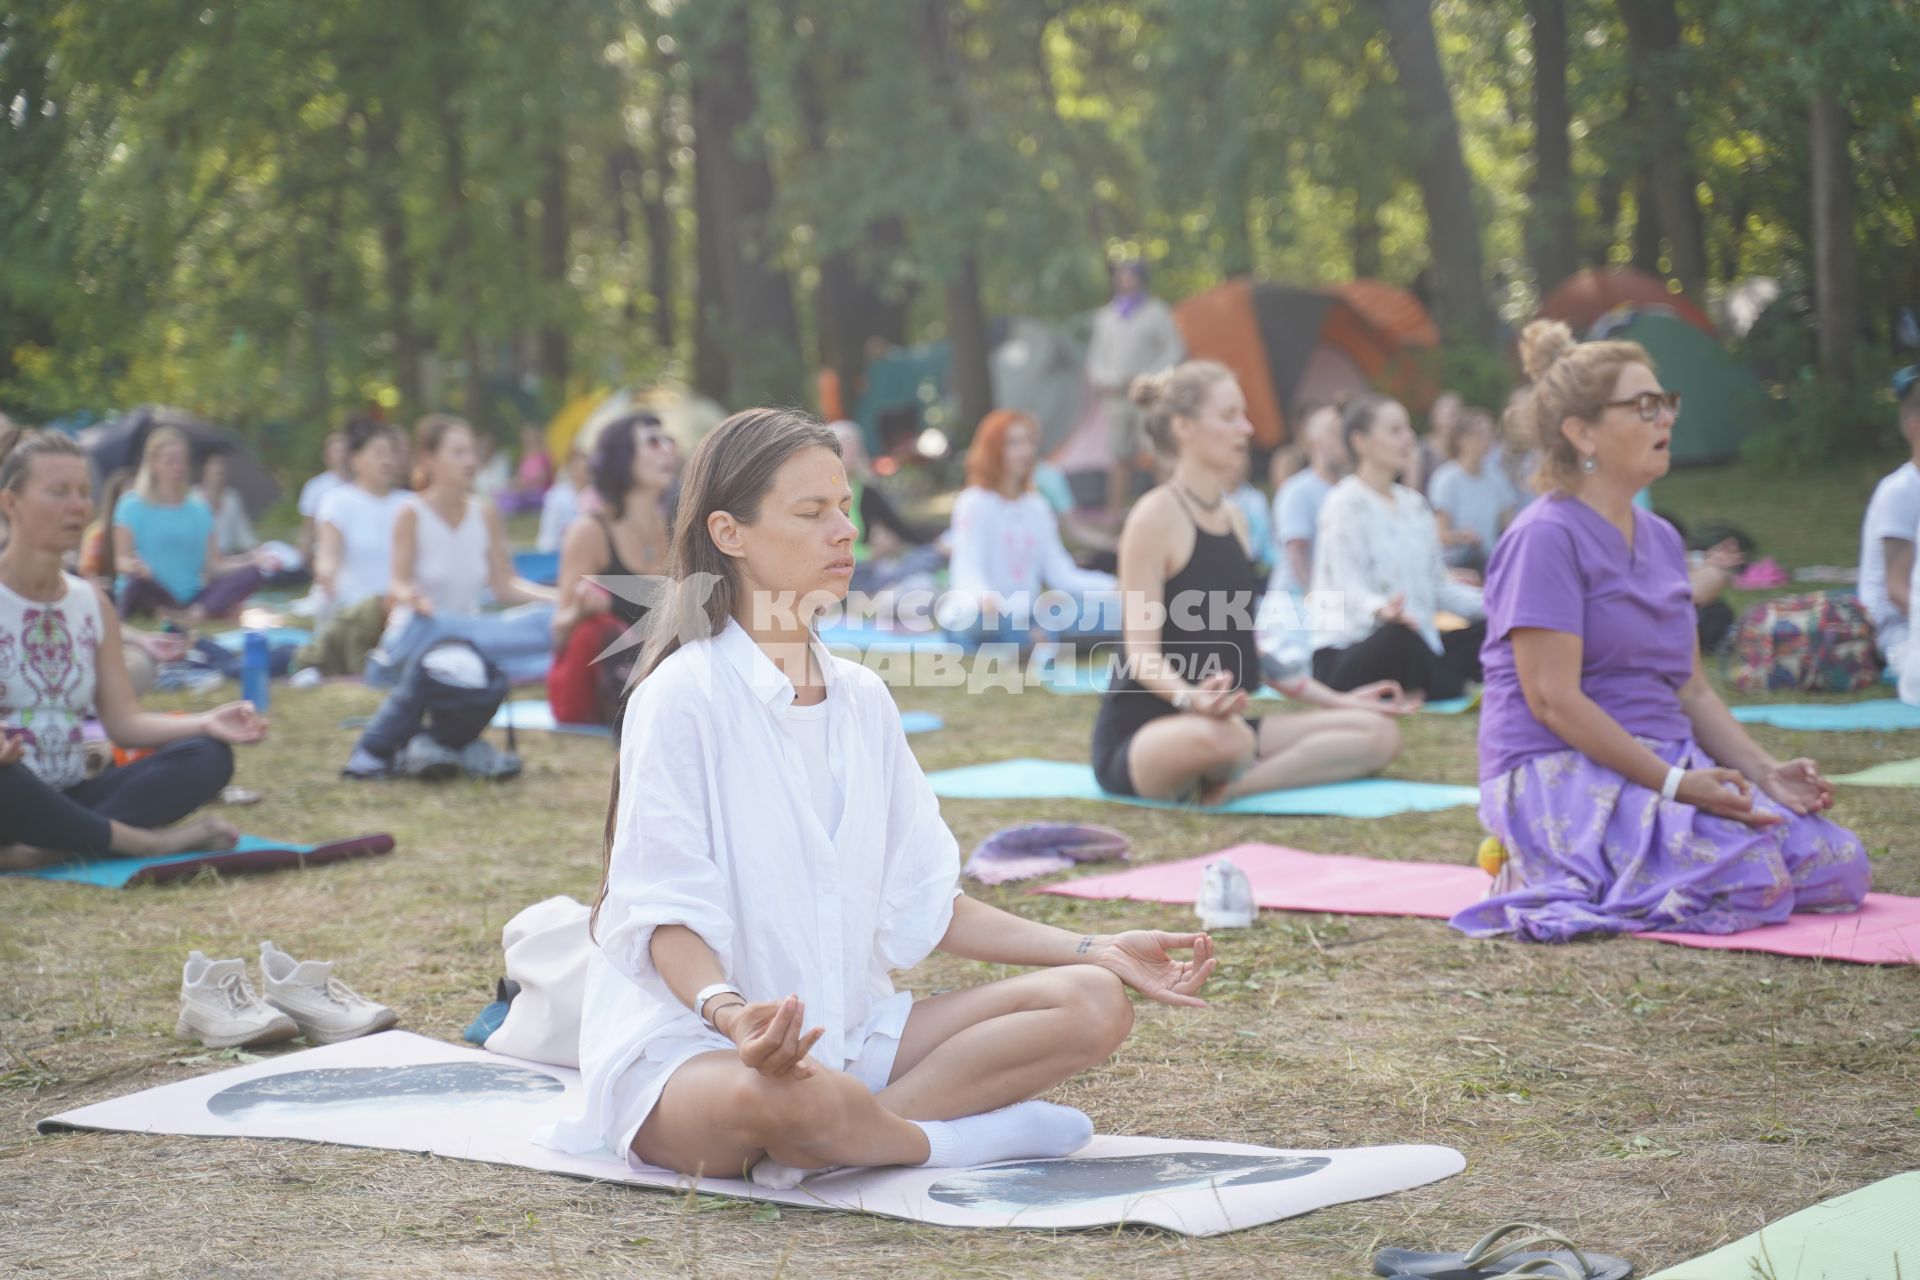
(693, 982), (745, 1030)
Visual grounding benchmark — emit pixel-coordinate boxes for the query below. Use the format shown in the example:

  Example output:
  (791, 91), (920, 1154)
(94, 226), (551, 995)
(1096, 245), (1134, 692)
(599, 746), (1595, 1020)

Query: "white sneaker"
(258, 942), (398, 1044)
(178, 952), (300, 1049)
(1196, 856), (1257, 930)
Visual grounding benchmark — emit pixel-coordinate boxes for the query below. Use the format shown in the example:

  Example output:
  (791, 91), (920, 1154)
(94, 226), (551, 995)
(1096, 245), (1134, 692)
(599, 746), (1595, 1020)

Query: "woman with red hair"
(934, 411), (1117, 649)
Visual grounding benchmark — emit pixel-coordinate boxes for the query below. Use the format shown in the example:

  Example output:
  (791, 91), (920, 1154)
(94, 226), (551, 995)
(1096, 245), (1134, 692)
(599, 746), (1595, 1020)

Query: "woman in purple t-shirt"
(1453, 322), (1869, 942)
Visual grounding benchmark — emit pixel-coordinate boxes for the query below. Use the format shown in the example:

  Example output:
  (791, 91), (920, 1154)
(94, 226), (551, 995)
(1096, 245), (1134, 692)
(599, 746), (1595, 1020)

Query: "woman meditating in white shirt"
(1311, 395), (1487, 700)
(936, 409), (1118, 649)
(542, 408), (1216, 1188)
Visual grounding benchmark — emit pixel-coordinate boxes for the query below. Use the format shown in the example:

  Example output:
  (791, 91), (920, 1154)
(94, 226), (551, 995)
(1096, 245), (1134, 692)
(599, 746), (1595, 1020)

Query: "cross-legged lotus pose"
(1091, 362), (1411, 806)
(1451, 321), (1870, 941)
(0, 432), (267, 869)
(541, 409), (1216, 1187)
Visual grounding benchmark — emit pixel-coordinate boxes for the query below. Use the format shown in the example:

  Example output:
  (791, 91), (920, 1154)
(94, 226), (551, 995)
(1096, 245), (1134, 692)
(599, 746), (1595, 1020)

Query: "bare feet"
(150, 816), (240, 856)
(0, 843), (67, 872)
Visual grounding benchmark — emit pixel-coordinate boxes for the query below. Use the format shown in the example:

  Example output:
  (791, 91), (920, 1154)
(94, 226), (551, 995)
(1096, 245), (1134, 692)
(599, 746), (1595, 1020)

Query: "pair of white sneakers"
(177, 942), (399, 1049)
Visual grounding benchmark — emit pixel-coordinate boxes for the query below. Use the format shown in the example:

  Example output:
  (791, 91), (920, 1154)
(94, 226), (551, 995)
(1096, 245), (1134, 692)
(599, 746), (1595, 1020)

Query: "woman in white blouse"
(374, 414), (553, 681)
(541, 408), (1215, 1188)
(936, 409), (1117, 648)
(313, 420), (406, 614)
(1310, 395), (1486, 699)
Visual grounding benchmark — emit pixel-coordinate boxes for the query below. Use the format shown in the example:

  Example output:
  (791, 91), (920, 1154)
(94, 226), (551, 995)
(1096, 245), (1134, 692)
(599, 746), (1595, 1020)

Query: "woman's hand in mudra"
(715, 995), (825, 1079)
(1757, 757), (1834, 817)
(1188, 671), (1249, 719)
(1676, 767), (1781, 828)
(1093, 931), (1216, 1008)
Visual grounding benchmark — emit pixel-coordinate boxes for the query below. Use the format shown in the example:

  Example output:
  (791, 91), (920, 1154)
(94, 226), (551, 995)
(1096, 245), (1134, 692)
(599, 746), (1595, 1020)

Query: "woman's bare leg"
(633, 1051), (931, 1179)
(632, 967), (1135, 1178)
(876, 965), (1134, 1121)
(1123, 713), (1257, 801)
(1224, 709), (1400, 798)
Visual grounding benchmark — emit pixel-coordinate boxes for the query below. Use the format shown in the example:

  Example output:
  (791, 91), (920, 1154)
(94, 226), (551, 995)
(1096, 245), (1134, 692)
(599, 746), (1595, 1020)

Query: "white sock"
(912, 1100), (1094, 1169)
(748, 1156), (820, 1190)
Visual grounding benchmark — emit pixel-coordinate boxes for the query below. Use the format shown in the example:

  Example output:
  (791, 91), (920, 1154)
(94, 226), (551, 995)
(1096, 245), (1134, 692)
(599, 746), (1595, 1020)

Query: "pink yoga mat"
(1040, 843), (1920, 965)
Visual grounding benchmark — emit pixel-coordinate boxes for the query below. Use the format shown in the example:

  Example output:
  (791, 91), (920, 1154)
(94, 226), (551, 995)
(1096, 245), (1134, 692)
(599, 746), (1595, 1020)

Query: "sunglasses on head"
(1894, 366), (1920, 403)
(1604, 390), (1682, 422)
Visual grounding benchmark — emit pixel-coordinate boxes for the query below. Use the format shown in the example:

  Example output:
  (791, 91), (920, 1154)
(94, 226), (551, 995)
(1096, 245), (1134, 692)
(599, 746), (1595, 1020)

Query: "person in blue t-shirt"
(113, 427), (268, 620)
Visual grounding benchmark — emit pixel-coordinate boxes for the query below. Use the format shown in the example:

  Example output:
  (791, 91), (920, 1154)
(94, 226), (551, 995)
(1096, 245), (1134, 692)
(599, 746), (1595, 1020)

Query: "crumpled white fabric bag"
(485, 895), (592, 1069)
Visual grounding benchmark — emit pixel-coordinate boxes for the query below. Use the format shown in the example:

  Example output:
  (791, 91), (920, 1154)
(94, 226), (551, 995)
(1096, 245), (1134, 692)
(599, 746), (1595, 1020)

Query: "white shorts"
(611, 992), (913, 1166)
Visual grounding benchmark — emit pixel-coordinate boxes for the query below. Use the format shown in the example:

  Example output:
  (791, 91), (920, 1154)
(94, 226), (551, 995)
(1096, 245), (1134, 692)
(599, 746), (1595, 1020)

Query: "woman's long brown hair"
(589, 408), (842, 936)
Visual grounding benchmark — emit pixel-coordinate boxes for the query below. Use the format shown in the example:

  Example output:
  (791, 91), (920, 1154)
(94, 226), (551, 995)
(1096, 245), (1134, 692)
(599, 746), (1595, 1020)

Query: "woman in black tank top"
(1090, 363), (1413, 802)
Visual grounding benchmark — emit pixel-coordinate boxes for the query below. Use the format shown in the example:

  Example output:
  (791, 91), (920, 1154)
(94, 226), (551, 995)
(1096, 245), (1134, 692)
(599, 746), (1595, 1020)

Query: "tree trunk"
(687, 11), (802, 408)
(944, 258), (994, 447)
(1812, 91), (1858, 385)
(643, 106), (677, 356)
(1371, 0), (1496, 341)
(364, 105), (423, 413)
(1632, 170), (1663, 274)
(1618, 0), (1707, 299)
(1524, 0), (1579, 294)
(537, 132), (571, 389)
(1351, 190), (1383, 280)
(913, 0), (994, 436)
(1217, 158), (1254, 278)
(792, 36), (911, 416)
(430, 58), (487, 428)
(689, 93), (730, 405)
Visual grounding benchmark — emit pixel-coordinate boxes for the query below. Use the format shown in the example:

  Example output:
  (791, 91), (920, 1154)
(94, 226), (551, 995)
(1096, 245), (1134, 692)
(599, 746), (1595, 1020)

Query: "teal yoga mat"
(927, 758), (1477, 817)
(488, 700), (941, 737)
(2, 834), (394, 889)
(1731, 699), (1920, 731)
(1647, 1171), (1920, 1279)
(1037, 664), (1476, 713)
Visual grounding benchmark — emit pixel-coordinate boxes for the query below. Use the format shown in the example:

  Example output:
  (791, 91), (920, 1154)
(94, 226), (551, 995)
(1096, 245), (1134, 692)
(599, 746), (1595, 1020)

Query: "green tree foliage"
(2, 0), (1915, 462)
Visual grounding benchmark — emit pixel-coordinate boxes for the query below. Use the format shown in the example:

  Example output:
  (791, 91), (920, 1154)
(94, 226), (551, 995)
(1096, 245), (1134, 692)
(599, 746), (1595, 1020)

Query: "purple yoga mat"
(1040, 843), (1920, 965)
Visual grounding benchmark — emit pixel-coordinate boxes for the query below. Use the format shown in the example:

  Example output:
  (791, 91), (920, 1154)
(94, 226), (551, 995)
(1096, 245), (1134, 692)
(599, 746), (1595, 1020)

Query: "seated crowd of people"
(1, 318), (1904, 949)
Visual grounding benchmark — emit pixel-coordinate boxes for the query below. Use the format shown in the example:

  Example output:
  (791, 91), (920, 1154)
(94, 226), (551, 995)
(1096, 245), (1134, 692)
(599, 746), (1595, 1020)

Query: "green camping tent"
(1607, 311), (1770, 465)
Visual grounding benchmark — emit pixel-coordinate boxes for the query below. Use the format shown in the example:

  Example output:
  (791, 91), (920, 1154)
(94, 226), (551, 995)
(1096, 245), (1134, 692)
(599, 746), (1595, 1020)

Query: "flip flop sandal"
(1374, 1221), (1633, 1280)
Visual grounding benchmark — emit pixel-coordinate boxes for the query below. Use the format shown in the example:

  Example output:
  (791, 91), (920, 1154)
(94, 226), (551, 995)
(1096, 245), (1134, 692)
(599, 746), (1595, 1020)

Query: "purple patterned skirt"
(1451, 739), (1871, 943)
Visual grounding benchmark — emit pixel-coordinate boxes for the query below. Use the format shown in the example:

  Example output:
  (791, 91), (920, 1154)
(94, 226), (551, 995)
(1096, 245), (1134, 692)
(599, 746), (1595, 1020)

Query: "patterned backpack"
(1728, 591), (1882, 693)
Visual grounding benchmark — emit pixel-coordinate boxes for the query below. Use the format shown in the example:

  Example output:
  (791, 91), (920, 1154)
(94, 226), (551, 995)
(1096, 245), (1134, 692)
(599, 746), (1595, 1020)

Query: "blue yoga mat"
(490, 701), (613, 737)
(512, 550), (560, 586)
(207, 626), (313, 653)
(1037, 664), (1475, 713)
(927, 758), (1478, 817)
(1730, 699), (1920, 732)
(3, 834), (394, 889)
(488, 699), (943, 738)
(814, 622), (958, 653)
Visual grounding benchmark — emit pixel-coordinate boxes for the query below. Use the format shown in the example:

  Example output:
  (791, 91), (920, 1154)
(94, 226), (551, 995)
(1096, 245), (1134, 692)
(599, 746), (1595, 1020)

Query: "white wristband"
(693, 982), (744, 1030)
(1660, 765), (1685, 803)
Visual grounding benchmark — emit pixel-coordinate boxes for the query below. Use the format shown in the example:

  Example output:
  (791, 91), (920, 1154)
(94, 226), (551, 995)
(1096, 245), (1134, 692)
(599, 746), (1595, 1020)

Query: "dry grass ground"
(3, 464), (1918, 1278)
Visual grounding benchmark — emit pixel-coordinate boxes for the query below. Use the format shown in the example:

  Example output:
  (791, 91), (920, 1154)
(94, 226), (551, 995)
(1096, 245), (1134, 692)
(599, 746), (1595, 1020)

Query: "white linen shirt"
(539, 619), (961, 1158)
(1311, 475), (1485, 654)
(936, 486), (1117, 631)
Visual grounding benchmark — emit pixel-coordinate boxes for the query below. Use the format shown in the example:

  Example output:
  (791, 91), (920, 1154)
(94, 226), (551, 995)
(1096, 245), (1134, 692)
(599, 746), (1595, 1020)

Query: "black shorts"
(1091, 687), (1262, 797)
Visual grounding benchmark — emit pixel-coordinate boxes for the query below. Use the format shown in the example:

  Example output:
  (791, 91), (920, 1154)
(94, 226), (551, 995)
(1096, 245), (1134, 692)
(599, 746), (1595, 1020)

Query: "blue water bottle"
(240, 630), (271, 714)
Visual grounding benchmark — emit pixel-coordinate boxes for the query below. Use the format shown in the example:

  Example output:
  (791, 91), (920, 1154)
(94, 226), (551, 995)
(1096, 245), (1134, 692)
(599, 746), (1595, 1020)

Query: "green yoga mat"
(1648, 1171), (1919, 1278)
(1829, 758), (1920, 787)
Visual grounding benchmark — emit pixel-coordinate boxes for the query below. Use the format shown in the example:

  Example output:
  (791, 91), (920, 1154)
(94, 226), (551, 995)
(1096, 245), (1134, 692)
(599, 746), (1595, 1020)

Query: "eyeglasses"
(1604, 390), (1682, 422)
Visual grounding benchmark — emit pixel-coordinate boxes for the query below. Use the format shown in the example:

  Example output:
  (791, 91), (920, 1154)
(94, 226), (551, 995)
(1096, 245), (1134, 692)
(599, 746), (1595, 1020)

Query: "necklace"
(1174, 480), (1224, 512)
